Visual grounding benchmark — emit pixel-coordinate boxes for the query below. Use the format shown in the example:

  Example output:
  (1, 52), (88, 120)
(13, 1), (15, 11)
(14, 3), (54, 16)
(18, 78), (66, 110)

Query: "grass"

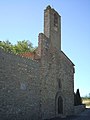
(82, 98), (90, 107)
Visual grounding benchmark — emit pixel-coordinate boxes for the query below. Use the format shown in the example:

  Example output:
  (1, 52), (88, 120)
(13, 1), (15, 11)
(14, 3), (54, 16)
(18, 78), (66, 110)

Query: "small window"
(58, 79), (61, 89)
(54, 13), (58, 27)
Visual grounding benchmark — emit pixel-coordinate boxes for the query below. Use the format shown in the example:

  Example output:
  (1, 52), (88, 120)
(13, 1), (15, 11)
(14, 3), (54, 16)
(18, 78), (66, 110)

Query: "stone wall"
(39, 42), (74, 119)
(0, 48), (40, 120)
(60, 51), (74, 115)
(74, 104), (86, 115)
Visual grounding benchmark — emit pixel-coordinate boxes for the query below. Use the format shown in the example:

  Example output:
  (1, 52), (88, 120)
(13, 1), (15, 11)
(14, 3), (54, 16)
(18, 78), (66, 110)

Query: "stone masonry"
(0, 6), (75, 120)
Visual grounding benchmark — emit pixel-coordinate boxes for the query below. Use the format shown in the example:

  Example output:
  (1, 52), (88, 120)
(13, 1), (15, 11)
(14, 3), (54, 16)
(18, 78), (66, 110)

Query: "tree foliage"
(0, 40), (36, 54)
(74, 89), (82, 106)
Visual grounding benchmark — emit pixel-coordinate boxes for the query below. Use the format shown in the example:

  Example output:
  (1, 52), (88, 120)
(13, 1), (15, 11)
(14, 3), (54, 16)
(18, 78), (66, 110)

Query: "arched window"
(54, 13), (58, 27)
(58, 96), (63, 114)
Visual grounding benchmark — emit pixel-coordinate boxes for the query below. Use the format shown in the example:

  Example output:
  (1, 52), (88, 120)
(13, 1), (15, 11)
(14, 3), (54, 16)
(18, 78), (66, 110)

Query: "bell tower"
(44, 5), (61, 50)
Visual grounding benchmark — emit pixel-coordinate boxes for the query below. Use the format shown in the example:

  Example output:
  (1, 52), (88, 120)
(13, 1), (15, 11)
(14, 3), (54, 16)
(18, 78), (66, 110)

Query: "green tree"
(0, 40), (13, 52)
(0, 40), (36, 54)
(74, 89), (82, 106)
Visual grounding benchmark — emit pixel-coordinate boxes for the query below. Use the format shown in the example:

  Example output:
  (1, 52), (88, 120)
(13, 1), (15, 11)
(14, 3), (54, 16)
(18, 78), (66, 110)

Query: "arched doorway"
(58, 96), (63, 114)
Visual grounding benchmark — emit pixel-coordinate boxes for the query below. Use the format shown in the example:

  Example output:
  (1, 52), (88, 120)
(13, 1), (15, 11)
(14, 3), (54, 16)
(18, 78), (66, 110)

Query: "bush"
(74, 89), (82, 106)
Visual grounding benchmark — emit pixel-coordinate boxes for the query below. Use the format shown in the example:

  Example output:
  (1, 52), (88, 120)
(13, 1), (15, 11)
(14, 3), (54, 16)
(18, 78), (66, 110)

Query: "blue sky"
(0, 0), (90, 97)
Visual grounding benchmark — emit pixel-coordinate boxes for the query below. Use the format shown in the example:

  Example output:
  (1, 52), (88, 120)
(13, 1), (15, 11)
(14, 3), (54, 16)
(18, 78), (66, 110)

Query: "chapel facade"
(36, 5), (75, 119)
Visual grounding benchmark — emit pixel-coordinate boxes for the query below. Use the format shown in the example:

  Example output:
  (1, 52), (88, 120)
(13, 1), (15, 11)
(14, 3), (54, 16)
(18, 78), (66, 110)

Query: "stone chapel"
(0, 5), (75, 120)
(36, 5), (75, 119)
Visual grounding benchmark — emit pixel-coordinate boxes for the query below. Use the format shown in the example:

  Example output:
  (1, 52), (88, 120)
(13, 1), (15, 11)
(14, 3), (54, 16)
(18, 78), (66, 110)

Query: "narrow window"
(58, 79), (61, 89)
(54, 13), (58, 27)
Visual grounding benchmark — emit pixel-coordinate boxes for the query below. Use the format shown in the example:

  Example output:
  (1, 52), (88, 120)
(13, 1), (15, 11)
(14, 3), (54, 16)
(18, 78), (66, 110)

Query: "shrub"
(74, 89), (82, 106)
